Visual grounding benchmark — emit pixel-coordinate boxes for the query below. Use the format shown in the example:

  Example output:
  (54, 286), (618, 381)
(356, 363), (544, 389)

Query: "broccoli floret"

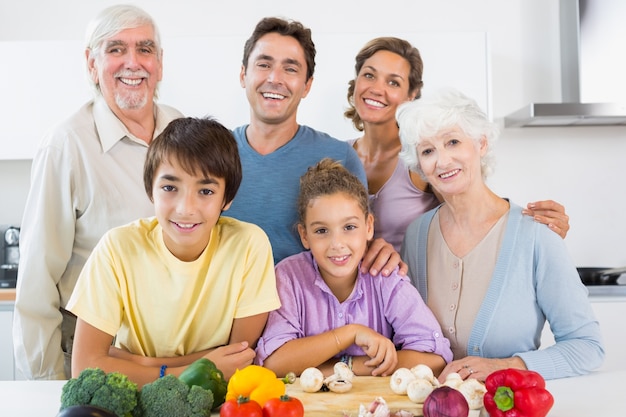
(60, 368), (139, 417)
(137, 374), (214, 417)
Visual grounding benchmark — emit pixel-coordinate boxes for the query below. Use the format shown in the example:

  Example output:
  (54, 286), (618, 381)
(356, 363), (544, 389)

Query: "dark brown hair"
(144, 117), (242, 205)
(344, 37), (424, 131)
(297, 158), (370, 225)
(242, 17), (316, 81)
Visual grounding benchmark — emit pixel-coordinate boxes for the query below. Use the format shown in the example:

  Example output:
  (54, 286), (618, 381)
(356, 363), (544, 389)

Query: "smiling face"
(240, 32), (313, 127)
(298, 192), (374, 285)
(354, 50), (415, 127)
(87, 24), (162, 112)
(152, 158), (230, 262)
(416, 126), (487, 197)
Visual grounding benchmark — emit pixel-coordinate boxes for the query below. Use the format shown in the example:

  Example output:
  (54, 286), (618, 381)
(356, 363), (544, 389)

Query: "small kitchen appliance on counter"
(577, 266), (626, 297)
(0, 225), (20, 289)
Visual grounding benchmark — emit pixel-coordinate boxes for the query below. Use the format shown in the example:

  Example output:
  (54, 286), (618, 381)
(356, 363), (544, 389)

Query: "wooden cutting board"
(286, 376), (421, 416)
(210, 376), (484, 416)
(284, 376), (484, 417)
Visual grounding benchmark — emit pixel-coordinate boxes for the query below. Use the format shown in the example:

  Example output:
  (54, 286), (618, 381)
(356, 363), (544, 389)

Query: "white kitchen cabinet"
(0, 33), (489, 159)
(590, 298), (626, 371)
(0, 305), (14, 380)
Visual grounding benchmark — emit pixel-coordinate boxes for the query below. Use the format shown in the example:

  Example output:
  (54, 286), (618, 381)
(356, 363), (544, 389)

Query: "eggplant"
(577, 267), (626, 286)
(56, 405), (118, 417)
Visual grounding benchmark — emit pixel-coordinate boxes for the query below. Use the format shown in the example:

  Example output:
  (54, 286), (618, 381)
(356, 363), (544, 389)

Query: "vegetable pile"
(59, 359), (228, 417)
(389, 365), (486, 410)
(220, 365), (303, 417)
(299, 362), (355, 393)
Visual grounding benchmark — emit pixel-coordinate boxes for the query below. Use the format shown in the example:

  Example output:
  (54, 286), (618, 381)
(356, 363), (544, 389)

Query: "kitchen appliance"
(577, 266), (626, 296)
(505, 0), (626, 127)
(0, 225), (20, 289)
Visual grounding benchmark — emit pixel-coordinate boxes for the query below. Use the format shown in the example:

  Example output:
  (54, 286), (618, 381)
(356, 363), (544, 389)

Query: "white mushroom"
(406, 378), (435, 404)
(389, 367), (417, 395)
(325, 376), (353, 393)
(332, 361), (355, 382)
(316, 361), (355, 393)
(442, 372), (463, 390)
(322, 362), (355, 393)
(410, 364), (438, 386)
(299, 367), (325, 393)
(458, 378), (487, 410)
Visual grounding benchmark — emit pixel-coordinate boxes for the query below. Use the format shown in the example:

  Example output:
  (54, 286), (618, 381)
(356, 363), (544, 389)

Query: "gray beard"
(115, 91), (148, 110)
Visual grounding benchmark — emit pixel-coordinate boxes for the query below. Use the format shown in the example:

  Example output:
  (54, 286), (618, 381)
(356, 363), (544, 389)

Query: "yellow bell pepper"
(225, 365), (286, 407)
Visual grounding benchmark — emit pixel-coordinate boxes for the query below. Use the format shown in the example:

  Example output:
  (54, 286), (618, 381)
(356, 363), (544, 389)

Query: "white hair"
(397, 88), (499, 180)
(84, 4), (162, 97)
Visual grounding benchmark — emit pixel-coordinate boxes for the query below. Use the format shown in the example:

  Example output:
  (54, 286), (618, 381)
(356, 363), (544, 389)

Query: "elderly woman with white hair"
(397, 88), (604, 381)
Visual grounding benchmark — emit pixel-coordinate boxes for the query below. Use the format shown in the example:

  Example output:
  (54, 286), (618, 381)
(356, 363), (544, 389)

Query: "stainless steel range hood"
(505, 103), (626, 127)
(505, 0), (626, 127)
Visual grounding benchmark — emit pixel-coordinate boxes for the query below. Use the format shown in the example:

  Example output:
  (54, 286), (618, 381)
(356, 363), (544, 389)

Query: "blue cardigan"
(401, 202), (604, 379)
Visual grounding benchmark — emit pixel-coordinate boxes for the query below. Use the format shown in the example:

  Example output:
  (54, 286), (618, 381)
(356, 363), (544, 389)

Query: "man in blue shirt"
(227, 17), (403, 275)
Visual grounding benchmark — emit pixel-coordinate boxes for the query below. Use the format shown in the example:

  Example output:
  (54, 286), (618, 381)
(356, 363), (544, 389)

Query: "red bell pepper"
(483, 368), (554, 417)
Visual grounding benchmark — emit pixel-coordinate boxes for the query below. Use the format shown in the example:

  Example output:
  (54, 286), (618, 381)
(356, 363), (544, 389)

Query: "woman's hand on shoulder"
(361, 238), (408, 277)
(523, 200), (570, 239)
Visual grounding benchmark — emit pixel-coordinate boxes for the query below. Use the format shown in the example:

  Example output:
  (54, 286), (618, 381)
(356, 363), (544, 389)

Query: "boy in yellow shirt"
(67, 117), (280, 386)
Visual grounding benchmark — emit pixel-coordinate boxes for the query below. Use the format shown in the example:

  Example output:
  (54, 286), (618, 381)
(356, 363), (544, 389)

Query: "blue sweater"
(401, 202), (604, 379)
(227, 125), (367, 263)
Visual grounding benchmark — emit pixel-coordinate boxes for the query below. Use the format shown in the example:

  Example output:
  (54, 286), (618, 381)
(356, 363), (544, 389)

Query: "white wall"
(1, 0), (625, 266)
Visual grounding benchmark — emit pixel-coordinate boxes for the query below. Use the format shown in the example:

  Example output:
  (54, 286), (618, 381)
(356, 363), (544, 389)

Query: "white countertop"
(1, 369), (625, 417)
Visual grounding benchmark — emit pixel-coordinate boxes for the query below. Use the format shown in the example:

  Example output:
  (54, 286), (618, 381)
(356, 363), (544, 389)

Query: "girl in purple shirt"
(255, 158), (452, 378)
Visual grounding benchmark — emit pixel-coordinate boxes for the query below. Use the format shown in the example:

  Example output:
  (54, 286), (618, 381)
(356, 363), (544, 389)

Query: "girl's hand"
(354, 326), (398, 376)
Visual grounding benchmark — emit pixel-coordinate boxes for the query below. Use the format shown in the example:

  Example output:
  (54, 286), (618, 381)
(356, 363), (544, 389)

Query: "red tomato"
(262, 395), (304, 417)
(220, 396), (263, 417)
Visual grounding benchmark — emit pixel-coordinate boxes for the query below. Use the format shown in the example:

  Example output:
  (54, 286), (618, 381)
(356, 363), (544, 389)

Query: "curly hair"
(297, 158), (370, 225)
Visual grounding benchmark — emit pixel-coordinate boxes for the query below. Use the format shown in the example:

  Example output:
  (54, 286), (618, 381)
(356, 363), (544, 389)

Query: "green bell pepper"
(179, 358), (228, 408)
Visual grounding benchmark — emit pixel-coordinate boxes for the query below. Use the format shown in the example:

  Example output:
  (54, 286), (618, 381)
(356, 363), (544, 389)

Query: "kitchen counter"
(0, 289), (16, 302)
(1, 370), (625, 416)
(1, 287), (625, 303)
(1, 287), (625, 304)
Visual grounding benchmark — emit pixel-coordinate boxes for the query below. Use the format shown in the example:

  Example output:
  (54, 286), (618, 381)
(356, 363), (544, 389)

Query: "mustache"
(114, 69), (150, 79)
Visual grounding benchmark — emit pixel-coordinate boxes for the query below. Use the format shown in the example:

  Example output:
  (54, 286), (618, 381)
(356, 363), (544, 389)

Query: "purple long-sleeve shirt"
(255, 251), (452, 365)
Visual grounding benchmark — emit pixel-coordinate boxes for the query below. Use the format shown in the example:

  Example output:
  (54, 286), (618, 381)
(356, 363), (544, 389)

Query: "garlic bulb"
(358, 397), (391, 417)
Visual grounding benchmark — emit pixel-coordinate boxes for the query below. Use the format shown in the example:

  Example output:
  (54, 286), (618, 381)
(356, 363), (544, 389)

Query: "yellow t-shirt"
(67, 216), (280, 357)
